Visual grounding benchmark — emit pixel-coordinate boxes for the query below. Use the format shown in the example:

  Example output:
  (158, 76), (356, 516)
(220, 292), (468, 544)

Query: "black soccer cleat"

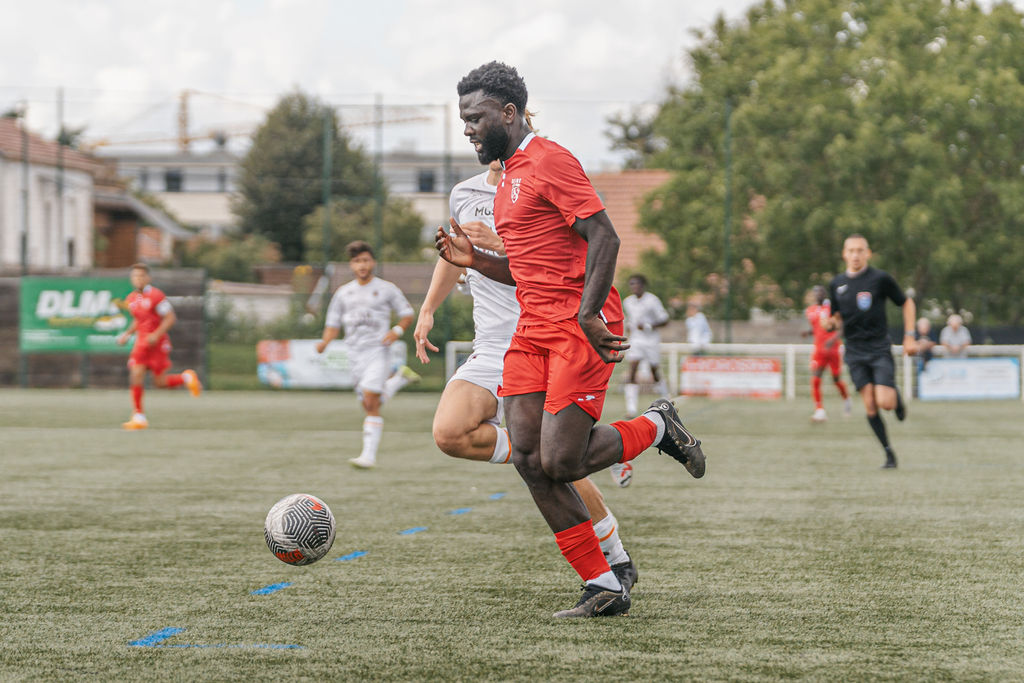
(553, 583), (631, 618)
(647, 399), (706, 478)
(895, 397), (907, 422)
(610, 550), (638, 594)
(882, 447), (898, 469)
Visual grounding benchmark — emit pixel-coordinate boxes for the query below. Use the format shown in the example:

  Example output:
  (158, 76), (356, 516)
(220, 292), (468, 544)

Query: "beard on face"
(476, 125), (509, 164)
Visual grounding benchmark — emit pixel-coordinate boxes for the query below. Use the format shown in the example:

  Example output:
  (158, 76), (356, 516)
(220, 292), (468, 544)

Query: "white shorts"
(625, 337), (661, 367)
(348, 345), (391, 395)
(447, 344), (506, 426)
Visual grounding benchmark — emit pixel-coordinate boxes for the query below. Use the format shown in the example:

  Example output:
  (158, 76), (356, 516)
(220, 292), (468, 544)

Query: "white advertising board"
(918, 357), (1021, 401)
(257, 339), (407, 389)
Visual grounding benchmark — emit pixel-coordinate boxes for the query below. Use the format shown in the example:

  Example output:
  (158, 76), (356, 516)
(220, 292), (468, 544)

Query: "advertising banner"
(680, 356), (782, 399)
(257, 339), (408, 389)
(19, 277), (133, 353)
(918, 358), (1021, 400)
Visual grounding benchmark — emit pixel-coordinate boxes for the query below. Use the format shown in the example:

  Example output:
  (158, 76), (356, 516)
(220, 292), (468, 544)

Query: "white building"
(0, 117), (101, 270)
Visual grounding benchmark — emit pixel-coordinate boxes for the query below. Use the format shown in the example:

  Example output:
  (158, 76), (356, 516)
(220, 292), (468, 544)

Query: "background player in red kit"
(438, 62), (706, 618)
(117, 263), (201, 430)
(803, 285), (851, 422)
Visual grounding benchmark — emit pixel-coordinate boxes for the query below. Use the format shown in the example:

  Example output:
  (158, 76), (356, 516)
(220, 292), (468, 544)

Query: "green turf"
(1, 388), (1023, 680)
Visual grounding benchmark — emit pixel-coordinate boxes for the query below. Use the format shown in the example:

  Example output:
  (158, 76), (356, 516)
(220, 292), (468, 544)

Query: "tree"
(302, 195), (425, 263)
(176, 234), (280, 282)
(232, 91), (378, 261)
(624, 0), (1024, 324)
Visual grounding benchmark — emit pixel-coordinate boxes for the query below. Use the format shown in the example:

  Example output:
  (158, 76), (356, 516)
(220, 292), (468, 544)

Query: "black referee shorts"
(845, 352), (896, 391)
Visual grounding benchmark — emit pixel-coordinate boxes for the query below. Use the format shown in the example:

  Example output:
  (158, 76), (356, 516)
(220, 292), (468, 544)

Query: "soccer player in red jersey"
(116, 263), (201, 429)
(803, 285), (851, 422)
(437, 62), (706, 618)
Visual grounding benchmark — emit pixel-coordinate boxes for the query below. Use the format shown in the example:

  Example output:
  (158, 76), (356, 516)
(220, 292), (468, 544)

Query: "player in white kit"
(612, 274), (671, 487)
(316, 240), (418, 469)
(413, 161), (637, 592)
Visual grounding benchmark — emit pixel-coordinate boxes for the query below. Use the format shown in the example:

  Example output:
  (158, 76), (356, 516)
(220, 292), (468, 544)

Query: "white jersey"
(325, 276), (414, 349)
(623, 291), (669, 346)
(450, 171), (519, 352)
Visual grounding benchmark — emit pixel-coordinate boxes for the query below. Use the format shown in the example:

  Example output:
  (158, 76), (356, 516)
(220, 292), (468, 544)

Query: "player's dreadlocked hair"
(457, 61), (528, 115)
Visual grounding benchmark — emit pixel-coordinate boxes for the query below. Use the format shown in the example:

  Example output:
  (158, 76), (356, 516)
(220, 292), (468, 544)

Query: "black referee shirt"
(828, 266), (906, 359)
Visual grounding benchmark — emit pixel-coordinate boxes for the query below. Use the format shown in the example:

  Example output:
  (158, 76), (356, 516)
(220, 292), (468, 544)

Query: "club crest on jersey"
(510, 178), (521, 203)
(856, 291), (872, 311)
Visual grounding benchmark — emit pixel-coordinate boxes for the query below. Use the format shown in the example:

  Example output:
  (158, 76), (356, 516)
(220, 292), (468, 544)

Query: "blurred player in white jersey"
(413, 159), (638, 592)
(316, 240), (418, 468)
(613, 274), (671, 486)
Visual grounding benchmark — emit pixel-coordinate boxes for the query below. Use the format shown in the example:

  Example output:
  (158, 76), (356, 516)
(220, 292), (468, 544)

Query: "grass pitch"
(1, 388), (1023, 681)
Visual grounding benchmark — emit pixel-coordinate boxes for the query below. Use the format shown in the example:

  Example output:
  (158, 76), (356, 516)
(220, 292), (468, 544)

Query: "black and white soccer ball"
(264, 493), (336, 566)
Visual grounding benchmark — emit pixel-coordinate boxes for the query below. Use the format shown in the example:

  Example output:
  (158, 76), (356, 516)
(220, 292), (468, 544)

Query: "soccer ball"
(264, 493), (336, 566)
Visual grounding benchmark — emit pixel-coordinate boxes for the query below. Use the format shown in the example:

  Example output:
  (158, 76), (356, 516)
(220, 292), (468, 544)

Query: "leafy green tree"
(302, 195), (425, 263)
(176, 234), (280, 282)
(623, 0), (1024, 324)
(232, 91), (378, 261)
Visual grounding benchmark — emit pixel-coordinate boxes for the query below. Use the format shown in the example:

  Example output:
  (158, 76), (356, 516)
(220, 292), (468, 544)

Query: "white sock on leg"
(624, 383), (639, 416)
(593, 512), (629, 566)
(360, 416), (383, 461)
(488, 425), (511, 464)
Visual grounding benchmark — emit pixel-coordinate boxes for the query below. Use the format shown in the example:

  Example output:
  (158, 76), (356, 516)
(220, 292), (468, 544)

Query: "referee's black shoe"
(647, 399), (705, 478)
(882, 447), (898, 469)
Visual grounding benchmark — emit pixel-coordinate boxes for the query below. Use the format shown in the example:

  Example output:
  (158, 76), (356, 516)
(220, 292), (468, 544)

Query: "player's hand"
(435, 218), (475, 268)
(459, 220), (505, 254)
(902, 337), (918, 355)
(579, 315), (630, 363)
(413, 315), (438, 364)
(116, 333), (129, 346)
(145, 332), (160, 346)
(314, 340), (327, 354)
(381, 330), (398, 347)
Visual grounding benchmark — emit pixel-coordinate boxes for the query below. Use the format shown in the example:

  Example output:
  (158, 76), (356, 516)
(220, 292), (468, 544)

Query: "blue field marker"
(448, 507), (472, 515)
(251, 582), (292, 595)
(489, 492), (506, 500)
(336, 550), (368, 562)
(128, 627), (185, 647)
(398, 526), (428, 535)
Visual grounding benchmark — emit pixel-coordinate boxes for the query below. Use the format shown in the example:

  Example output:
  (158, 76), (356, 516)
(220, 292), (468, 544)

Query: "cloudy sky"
(0, 0), (758, 170)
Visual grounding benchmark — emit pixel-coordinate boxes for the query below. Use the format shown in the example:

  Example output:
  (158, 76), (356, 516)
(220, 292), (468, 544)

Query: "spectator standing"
(685, 302), (712, 354)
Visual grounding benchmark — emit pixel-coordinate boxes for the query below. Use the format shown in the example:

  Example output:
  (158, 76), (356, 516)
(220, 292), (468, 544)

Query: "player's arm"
(316, 290), (344, 353)
(117, 319), (137, 345)
(823, 312), (841, 333)
(649, 298), (670, 330)
(414, 258), (464, 363)
(436, 219), (514, 285)
(316, 326), (340, 354)
(572, 210), (629, 363)
(901, 298), (918, 355)
(147, 307), (176, 346)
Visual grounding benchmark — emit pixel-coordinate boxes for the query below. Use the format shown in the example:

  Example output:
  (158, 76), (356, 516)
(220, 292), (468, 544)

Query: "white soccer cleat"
(122, 413), (149, 430)
(811, 408), (828, 423)
(610, 462), (633, 488)
(349, 455), (377, 469)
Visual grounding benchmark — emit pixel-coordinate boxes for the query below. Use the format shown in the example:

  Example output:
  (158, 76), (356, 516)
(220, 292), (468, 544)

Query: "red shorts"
(128, 337), (172, 375)
(810, 348), (841, 376)
(499, 319), (623, 420)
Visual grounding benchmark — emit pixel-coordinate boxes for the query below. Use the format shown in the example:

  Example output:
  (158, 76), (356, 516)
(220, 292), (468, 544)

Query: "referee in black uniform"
(826, 234), (917, 468)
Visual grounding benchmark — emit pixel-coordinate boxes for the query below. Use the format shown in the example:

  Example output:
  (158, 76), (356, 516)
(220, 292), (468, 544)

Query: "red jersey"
(805, 302), (839, 352)
(126, 285), (172, 348)
(494, 134), (622, 325)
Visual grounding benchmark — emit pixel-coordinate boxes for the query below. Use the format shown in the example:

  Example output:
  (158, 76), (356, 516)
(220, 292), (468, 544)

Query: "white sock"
(488, 425), (512, 464)
(381, 373), (409, 402)
(593, 513), (628, 566)
(587, 569), (623, 593)
(360, 416), (383, 460)
(624, 383), (639, 415)
(654, 378), (669, 400)
(642, 410), (666, 445)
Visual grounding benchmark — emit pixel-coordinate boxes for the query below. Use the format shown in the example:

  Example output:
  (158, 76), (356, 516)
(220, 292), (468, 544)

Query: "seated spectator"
(939, 314), (972, 358)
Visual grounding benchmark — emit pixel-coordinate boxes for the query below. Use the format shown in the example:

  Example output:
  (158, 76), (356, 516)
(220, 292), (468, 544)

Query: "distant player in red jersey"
(437, 62), (705, 618)
(116, 263), (201, 429)
(803, 285), (850, 422)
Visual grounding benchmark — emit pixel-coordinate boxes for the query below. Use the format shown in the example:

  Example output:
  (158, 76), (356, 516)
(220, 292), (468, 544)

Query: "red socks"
(835, 377), (849, 399)
(610, 415), (658, 463)
(132, 385), (143, 413)
(554, 520), (610, 582)
(165, 374), (185, 388)
(812, 376), (823, 408)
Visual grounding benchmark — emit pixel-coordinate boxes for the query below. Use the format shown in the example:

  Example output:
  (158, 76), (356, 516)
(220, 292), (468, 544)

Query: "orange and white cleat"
(122, 413), (149, 430)
(182, 369), (202, 398)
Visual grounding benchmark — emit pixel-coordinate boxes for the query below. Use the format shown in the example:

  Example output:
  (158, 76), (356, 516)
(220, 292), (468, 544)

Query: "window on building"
(164, 169), (183, 192)
(417, 168), (436, 193)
